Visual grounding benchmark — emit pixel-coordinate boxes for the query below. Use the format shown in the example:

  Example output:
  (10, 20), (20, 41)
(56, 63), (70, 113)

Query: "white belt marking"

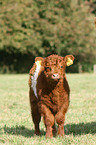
(31, 61), (41, 98)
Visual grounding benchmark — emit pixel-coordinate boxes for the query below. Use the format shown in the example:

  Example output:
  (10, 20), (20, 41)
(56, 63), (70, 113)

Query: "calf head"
(34, 55), (74, 83)
(43, 55), (74, 82)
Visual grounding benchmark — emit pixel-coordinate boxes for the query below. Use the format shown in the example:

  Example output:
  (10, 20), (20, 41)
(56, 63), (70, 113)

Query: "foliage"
(0, 0), (96, 73)
(84, 0), (96, 15)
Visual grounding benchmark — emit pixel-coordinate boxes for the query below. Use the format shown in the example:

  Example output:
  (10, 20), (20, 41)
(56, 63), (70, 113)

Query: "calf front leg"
(55, 112), (65, 137)
(55, 99), (69, 136)
(41, 104), (55, 138)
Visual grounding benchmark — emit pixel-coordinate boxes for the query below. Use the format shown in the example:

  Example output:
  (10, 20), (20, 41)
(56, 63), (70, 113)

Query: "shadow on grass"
(65, 122), (96, 136)
(3, 125), (45, 138)
(2, 122), (96, 137)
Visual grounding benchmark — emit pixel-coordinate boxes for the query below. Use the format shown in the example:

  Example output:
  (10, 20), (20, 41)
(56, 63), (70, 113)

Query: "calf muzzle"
(52, 74), (60, 80)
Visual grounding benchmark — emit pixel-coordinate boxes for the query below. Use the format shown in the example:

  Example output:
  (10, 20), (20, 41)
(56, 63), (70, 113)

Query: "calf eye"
(45, 67), (51, 71)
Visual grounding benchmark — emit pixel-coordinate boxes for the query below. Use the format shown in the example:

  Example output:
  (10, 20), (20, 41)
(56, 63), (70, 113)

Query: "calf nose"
(52, 74), (60, 80)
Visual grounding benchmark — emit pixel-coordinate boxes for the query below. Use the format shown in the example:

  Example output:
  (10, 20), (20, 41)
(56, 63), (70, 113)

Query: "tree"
(0, 0), (96, 73)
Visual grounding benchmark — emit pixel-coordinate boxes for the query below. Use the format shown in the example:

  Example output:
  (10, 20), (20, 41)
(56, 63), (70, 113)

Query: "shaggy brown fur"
(29, 54), (74, 137)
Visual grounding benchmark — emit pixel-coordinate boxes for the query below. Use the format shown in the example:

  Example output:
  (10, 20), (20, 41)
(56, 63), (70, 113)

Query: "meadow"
(0, 74), (96, 145)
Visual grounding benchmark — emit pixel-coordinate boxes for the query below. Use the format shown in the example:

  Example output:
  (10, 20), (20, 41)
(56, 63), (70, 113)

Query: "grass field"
(0, 74), (96, 145)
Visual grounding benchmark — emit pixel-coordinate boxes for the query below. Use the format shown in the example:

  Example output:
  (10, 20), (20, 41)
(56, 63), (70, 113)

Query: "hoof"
(34, 131), (41, 136)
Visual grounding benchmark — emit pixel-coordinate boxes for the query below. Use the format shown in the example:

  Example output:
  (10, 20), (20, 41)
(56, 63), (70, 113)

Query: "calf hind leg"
(31, 103), (41, 135)
(52, 123), (57, 136)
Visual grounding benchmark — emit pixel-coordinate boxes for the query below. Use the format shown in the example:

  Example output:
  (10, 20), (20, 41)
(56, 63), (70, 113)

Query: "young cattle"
(29, 54), (74, 137)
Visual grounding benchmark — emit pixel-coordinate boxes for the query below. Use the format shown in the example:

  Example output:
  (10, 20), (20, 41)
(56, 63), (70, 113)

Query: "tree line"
(0, 0), (96, 73)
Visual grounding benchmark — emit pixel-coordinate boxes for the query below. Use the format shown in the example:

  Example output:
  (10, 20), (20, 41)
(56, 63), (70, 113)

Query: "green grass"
(0, 74), (96, 145)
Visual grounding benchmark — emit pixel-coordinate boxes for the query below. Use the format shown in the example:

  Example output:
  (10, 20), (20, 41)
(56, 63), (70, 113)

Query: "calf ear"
(35, 57), (44, 66)
(29, 57), (44, 75)
(65, 55), (74, 66)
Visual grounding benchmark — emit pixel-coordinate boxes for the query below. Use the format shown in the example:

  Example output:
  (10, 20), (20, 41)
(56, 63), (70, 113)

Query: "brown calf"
(29, 54), (74, 137)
